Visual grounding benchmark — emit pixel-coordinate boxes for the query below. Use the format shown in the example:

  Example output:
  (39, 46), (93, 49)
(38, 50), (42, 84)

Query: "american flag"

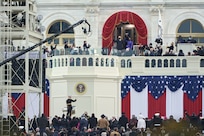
(11, 93), (40, 119)
(11, 93), (25, 117)
(44, 79), (50, 117)
(183, 76), (203, 100)
(45, 79), (50, 96)
(10, 79), (50, 118)
(121, 75), (204, 120)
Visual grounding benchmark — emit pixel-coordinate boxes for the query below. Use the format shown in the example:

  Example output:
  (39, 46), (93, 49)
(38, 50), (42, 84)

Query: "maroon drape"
(102, 11), (147, 51)
(122, 91), (131, 119)
(184, 90), (202, 116)
(148, 91), (166, 119)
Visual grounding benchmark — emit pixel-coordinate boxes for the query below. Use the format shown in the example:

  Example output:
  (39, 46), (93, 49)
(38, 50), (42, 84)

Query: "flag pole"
(158, 8), (163, 39)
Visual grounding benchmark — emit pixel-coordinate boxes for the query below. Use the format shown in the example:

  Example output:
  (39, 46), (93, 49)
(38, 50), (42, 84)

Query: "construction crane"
(0, 19), (91, 67)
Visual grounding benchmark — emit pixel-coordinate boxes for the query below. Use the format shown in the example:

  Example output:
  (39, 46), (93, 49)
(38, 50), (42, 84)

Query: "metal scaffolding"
(0, 0), (90, 135)
(0, 0), (44, 135)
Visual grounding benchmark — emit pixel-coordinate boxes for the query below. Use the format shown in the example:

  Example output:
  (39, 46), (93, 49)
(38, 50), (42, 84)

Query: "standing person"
(66, 96), (77, 117)
(88, 113), (97, 129)
(114, 36), (125, 56)
(118, 113), (129, 130)
(37, 113), (48, 136)
(126, 37), (133, 51)
(64, 41), (68, 49)
(97, 114), (109, 132)
(50, 44), (57, 56)
(167, 42), (174, 52)
(138, 43), (144, 56)
(83, 41), (90, 51)
(109, 116), (119, 130)
(64, 41), (69, 55)
(185, 110), (202, 128)
(30, 115), (38, 132)
(124, 33), (130, 46)
(151, 113), (163, 135)
(79, 115), (88, 131)
(128, 115), (137, 129)
(137, 113), (146, 132)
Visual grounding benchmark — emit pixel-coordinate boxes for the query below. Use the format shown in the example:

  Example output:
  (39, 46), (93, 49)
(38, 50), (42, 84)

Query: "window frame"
(46, 20), (75, 47)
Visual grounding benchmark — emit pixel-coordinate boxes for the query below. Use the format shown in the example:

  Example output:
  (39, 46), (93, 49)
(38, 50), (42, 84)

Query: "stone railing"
(46, 55), (204, 76)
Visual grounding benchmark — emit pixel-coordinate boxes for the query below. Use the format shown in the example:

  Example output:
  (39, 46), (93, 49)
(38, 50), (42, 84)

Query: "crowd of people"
(41, 34), (204, 57)
(42, 40), (92, 57)
(7, 96), (204, 136)
(10, 110), (204, 136)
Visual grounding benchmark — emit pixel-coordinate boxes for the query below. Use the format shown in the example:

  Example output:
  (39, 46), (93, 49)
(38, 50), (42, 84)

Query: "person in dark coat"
(109, 116), (119, 129)
(37, 113), (48, 136)
(185, 110), (202, 128)
(165, 115), (179, 136)
(128, 115), (137, 129)
(199, 117), (204, 132)
(88, 113), (97, 129)
(50, 44), (57, 56)
(66, 96), (77, 117)
(79, 115), (88, 131)
(51, 115), (59, 131)
(83, 41), (90, 51)
(151, 113), (163, 135)
(118, 113), (128, 130)
(69, 116), (79, 129)
(30, 115), (38, 132)
(178, 49), (185, 56)
(113, 36), (126, 56)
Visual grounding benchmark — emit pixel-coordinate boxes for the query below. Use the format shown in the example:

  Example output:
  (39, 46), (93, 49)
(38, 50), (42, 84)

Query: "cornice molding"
(36, 1), (204, 9)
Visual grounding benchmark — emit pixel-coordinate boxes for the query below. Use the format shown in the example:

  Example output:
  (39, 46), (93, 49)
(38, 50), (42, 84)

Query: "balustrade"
(46, 55), (204, 69)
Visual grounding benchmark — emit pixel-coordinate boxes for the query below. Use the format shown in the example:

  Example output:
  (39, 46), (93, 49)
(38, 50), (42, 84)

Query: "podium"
(62, 106), (75, 115)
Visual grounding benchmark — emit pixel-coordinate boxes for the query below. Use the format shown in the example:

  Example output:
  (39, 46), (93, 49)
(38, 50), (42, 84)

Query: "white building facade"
(36, 0), (204, 119)
(37, 0), (204, 50)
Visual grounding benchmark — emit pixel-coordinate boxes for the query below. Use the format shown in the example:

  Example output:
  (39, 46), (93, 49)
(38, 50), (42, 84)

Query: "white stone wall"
(37, 0), (204, 119)
(48, 75), (122, 119)
(37, 0), (204, 54)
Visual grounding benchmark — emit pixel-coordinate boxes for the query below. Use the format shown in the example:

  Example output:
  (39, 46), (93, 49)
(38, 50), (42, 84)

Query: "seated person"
(187, 36), (197, 43)
(177, 35), (185, 43)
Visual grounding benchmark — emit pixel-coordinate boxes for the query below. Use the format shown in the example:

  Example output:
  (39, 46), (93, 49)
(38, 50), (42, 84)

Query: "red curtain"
(122, 91), (131, 119)
(44, 93), (50, 117)
(184, 90), (202, 116)
(102, 11), (147, 51)
(148, 91), (166, 119)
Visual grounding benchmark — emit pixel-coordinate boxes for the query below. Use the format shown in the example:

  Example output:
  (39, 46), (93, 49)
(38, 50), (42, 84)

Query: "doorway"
(114, 23), (137, 45)
(102, 11), (147, 50)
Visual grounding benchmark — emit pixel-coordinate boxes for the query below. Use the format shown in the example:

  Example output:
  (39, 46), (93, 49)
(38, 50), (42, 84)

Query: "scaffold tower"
(0, 0), (44, 135)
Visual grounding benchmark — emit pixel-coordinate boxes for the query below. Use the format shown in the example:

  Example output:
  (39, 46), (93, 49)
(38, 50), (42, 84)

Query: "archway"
(102, 11), (148, 51)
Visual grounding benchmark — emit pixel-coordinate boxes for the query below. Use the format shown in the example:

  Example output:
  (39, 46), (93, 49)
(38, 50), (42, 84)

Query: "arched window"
(176, 19), (204, 45)
(145, 59), (150, 67)
(46, 20), (75, 47)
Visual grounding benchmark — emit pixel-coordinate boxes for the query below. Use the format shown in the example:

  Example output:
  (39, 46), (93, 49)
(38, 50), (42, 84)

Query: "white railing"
(46, 55), (204, 76)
